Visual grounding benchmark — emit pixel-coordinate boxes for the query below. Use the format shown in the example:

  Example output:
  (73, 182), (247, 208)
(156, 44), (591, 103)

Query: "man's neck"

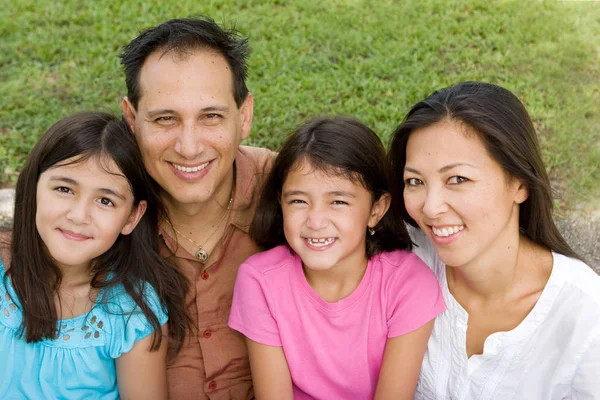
(163, 166), (235, 231)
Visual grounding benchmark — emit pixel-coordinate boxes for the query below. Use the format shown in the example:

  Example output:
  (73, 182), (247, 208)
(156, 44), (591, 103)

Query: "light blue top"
(0, 259), (168, 399)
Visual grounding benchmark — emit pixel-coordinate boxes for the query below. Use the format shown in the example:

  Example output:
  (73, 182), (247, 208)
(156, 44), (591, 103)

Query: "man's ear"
(368, 192), (392, 230)
(239, 93), (254, 141)
(121, 200), (147, 235)
(121, 97), (137, 133)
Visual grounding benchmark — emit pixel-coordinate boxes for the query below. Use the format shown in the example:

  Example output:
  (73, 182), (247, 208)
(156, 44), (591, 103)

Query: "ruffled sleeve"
(101, 282), (168, 358)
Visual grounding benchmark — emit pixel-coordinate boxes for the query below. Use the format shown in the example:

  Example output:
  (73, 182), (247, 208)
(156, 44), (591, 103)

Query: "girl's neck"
(303, 253), (369, 303)
(55, 262), (97, 320)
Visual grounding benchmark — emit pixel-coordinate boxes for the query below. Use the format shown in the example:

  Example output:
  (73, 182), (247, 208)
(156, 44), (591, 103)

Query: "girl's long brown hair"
(6, 112), (189, 354)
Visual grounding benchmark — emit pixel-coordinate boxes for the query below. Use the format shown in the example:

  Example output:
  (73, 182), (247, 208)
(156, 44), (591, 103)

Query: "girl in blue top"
(0, 112), (188, 399)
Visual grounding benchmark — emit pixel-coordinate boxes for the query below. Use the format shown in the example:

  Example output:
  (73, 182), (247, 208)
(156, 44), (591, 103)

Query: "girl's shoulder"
(0, 231), (11, 270)
(242, 245), (297, 274)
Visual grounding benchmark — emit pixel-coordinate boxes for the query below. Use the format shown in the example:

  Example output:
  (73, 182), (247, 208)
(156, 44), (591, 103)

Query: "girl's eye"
(332, 200), (348, 205)
(405, 178), (423, 186)
(55, 186), (73, 194)
(289, 199), (306, 205)
(98, 198), (115, 207)
(448, 176), (469, 184)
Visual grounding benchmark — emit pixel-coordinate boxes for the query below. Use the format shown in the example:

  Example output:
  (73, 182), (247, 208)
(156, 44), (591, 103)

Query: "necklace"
(166, 191), (234, 264)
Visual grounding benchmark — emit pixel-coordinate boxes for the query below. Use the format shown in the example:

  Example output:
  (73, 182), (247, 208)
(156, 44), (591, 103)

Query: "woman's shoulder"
(552, 253), (600, 305)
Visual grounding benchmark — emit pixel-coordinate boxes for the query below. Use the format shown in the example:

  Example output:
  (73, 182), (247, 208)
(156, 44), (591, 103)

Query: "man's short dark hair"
(120, 16), (250, 109)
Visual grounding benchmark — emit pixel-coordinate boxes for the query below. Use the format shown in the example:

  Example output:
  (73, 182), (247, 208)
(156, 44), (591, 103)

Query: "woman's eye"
(405, 178), (423, 186)
(98, 198), (115, 207)
(289, 199), (306, 205)
(55, 186), (73, 194)
(448, 176), (469, 184)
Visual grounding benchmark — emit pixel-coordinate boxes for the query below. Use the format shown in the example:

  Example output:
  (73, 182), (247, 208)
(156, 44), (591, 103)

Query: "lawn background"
(1, 0), (599, 210)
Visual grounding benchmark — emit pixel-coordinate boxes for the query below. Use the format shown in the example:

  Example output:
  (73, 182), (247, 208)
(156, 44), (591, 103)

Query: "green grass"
(1, 0), (599, 207)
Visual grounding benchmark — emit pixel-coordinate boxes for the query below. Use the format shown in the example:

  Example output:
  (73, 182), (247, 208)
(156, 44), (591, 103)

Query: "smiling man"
(120, 17), (274, 400)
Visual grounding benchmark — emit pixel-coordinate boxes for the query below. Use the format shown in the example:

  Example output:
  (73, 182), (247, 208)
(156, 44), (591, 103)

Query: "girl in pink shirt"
(229, 117), (445, 399)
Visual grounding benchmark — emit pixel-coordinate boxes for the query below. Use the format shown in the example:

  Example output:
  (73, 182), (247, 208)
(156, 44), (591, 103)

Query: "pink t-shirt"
(228, 246), (445, 399)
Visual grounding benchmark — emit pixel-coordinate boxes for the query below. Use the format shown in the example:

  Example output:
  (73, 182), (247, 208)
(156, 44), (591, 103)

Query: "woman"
(388, 81), (600, 399)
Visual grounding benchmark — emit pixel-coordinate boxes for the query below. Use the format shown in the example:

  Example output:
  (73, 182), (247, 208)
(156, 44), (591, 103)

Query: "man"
(120, 17), (273, 399)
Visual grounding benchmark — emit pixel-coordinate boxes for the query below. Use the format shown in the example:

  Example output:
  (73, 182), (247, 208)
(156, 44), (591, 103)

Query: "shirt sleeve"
(104, 282), (169, 358)
(228, 262), (282, 346)
(572, 332), (600, 399)
(386, 252), (446, 338)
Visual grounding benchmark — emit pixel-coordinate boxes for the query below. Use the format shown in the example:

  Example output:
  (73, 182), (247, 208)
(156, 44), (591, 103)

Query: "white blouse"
(410, 228), (600, 400)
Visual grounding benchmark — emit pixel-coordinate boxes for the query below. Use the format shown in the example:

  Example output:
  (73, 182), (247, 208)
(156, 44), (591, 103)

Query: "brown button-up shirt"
(161, 146), (274, 400)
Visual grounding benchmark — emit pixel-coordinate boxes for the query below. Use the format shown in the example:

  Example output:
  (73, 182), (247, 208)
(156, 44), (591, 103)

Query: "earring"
(368, 227), (375, 236)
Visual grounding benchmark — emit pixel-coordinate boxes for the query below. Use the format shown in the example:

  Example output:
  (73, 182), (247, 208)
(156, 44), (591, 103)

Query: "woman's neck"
(447, 235), (552, 302)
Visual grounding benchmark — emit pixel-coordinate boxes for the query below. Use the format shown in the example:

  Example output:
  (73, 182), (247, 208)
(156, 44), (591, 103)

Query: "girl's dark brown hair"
(6, 111), (189, 354)
(388, 81), (578, 259)
(251, 116), (412, 257)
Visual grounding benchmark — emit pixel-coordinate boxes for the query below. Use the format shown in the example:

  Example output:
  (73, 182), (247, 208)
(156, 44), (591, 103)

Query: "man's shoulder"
(237, 145), (276, 173)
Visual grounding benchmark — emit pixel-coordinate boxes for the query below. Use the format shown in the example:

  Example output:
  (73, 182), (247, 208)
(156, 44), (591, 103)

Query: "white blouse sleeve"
(572, 333), (600, 399)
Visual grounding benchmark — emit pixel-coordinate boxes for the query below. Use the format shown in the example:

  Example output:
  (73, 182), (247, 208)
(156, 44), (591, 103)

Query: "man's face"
(123, 49), (253, 207)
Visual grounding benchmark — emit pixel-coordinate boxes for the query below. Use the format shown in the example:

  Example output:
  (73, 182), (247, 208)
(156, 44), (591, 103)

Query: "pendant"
(195, 248), (209, 264)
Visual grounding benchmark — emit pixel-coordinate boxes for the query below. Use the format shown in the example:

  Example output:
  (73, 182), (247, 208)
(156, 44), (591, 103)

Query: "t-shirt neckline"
(292, 251), (374, 314)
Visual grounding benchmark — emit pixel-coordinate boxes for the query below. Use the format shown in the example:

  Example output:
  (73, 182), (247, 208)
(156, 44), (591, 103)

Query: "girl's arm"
(246, 338), (294, 400)
(116, 324), (169, 400)
(374, 319), (434, 400)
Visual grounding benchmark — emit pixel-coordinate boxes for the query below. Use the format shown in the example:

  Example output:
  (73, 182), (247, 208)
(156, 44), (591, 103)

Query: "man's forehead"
(136, 48), (236, 107)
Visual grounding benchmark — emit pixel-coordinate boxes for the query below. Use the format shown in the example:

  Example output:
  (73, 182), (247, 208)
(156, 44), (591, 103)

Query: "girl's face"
(35, 156), (147, 272)
(403, 120), (527, 268)
(281, 158), (389, 273)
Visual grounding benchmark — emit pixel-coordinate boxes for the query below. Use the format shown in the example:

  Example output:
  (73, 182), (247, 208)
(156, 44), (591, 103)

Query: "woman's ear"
(121, 200), (147, 235)
(513, 179), (529, 205)
(368, 192), (391, 229)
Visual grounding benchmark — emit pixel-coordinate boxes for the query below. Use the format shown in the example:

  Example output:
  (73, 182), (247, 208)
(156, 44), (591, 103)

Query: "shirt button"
(201, 272), (209, 280)
(208, 381), (217, 390)
(203, 329), (212, 339)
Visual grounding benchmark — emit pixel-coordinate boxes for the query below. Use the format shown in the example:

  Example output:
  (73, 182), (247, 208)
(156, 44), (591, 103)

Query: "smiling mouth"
(305, 237), (336, 247)
(170, 161), (210, 173)
(59, 229), (92, 241)
(431, 225), (464, 237)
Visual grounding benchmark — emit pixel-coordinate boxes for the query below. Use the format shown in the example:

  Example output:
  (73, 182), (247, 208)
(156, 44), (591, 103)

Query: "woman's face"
(402, 119), (528, 268)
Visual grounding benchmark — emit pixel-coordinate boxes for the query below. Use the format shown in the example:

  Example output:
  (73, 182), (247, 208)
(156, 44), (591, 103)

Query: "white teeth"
(432, 225), (464, 237)
(306, 237), (335, 247)
(172, 161), (210, 173)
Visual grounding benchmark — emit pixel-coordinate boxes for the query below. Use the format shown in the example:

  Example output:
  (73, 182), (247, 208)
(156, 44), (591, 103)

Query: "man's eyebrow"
(146, 105), (230, 118)
(146, 109), (176, 118)
(404, 163), (476, 174)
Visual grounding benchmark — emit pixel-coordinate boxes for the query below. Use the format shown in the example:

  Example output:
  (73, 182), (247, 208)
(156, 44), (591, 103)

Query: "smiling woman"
(389, 81), (600, 399)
